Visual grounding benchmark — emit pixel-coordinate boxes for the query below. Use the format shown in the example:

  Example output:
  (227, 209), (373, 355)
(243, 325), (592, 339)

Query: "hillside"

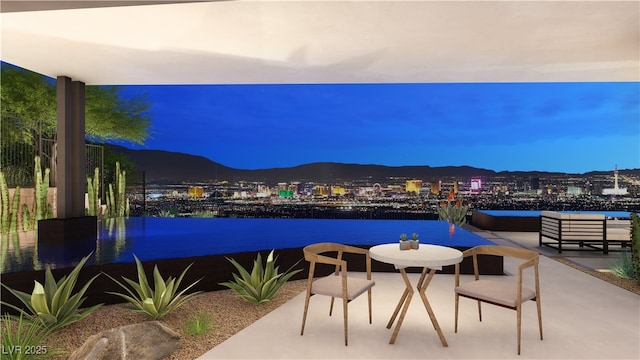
(109, 145), (612, 184)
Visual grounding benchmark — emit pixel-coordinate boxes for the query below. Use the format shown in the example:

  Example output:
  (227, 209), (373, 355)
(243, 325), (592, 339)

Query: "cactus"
(630, 213), (640, 284)
(1, 173), (23, 234)
(86, 167), (101, 217)
(117, 162), (123, 215)
(105, 162), (129, 218)
(0, 156), (53, 233)
(9, 186), (20, 233)
(22, 204), (32, 232)
(1, 172), (10, 233)
(28, 156), (51, 230)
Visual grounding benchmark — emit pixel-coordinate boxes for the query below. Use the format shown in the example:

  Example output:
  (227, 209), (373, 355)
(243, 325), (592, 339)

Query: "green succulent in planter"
(399, 233), (413, 250)
(411, 233), (419, 241)
(438, 190), (469, 226)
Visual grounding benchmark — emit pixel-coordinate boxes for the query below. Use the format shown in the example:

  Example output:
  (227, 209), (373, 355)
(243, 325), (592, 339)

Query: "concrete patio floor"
(199, 231), (640, 359)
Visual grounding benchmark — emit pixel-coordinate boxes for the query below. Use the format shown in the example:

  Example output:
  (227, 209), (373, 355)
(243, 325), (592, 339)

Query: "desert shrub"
(184, 312), (214, 336)
(219, 250), (302, 304)
(105, 255), (203, 319)
(0, 313), (63, 359)
(0, 253), (101, 331)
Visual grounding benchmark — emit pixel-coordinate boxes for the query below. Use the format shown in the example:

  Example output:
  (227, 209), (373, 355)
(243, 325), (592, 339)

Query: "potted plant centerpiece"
(410, 233), (419, 249)
(399, 233), (411, 250)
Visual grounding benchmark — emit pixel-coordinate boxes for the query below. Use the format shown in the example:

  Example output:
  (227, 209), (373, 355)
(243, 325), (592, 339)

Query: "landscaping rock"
(69, 321), (180, 360)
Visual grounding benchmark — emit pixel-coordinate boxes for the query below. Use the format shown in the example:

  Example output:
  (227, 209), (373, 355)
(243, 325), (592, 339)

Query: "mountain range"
(109, 145), (633, 184)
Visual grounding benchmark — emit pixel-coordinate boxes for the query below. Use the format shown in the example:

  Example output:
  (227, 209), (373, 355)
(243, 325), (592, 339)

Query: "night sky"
(115, 82), (639, 174)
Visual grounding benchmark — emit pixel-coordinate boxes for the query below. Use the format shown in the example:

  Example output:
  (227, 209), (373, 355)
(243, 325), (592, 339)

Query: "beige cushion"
(567, 213), (605, 220)
(312, 275), (375, 300)
(608, 220), (631, 229)
(608, 228), (631, 241)
(455, 280), (536, 308)
(541, 210), (564, 219)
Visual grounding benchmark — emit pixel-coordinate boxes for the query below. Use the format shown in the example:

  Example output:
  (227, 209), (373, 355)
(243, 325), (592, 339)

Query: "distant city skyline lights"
(113, 82), (639, 174)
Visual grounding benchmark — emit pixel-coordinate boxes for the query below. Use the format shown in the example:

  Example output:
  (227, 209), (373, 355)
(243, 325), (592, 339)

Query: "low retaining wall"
(471, 210), (540, 232)
(0, 245), (502, 313)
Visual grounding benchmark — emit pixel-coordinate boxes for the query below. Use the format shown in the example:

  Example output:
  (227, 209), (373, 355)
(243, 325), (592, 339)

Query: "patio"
(2, 3), (638, 358)
(199, 231), (640, 359)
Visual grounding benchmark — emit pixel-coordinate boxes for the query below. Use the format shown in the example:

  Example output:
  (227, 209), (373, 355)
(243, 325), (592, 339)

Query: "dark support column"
(55, 76), (86, 217)
(39, 76), (96, 247)
(56, 76), (73, 218)
(71, 80), (86, 216)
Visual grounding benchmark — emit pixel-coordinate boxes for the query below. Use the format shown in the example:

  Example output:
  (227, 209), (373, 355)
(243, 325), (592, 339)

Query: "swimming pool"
(1, 217), (494, 274)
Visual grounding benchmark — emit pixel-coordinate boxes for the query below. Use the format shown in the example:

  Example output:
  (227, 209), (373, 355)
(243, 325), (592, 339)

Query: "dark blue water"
(477, 210), (632, 218)
(1, 218), (493, 273)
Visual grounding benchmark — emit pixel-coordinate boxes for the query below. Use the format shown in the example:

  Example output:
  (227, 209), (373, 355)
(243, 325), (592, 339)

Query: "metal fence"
(1, 115), (104, 199)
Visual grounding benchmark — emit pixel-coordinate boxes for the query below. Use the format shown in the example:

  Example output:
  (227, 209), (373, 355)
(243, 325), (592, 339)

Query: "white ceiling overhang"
(1, 0), (638, 85)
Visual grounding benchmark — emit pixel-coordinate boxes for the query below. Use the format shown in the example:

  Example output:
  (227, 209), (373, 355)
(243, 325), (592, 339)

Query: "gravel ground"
(44, 280), (308, 360)
(36, 262), (640, 360)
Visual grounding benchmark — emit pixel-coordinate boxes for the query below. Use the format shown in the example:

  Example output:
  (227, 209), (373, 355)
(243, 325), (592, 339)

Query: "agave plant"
(105, 255), (203, 319)
(219, 250), (302, 304)
(438, 201), (469, 225)
(0, 253), (101, 331)
(191, 210), (217, 218)
(156, 209), (176, 218)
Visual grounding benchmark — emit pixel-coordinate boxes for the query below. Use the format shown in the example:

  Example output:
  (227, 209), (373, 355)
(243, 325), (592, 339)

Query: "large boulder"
(69, 321), (180, 360)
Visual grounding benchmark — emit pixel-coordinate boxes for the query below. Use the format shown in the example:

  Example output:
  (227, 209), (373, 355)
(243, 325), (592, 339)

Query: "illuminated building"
(387, 185), (403, 194)
(603, 165), (629, 196)
(188, 186), (204, 198)
(298, 182), (314, 196)
(567, 186), (583, 195)
(256, 184), (271, 198)
(313, 185), (329, 196)
(331, 185), (346, 196)
(357, 186), (379, 196)
(470, 178), (482, 193)
(430, 181), (441, 195)
(232, 191), (248, 199)
(405, 180), (422, 194)
(278, 189), (293, 198)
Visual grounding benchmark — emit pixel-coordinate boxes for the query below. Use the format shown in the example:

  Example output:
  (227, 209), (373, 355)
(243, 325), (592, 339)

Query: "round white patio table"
(369, 243), (463, 346)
